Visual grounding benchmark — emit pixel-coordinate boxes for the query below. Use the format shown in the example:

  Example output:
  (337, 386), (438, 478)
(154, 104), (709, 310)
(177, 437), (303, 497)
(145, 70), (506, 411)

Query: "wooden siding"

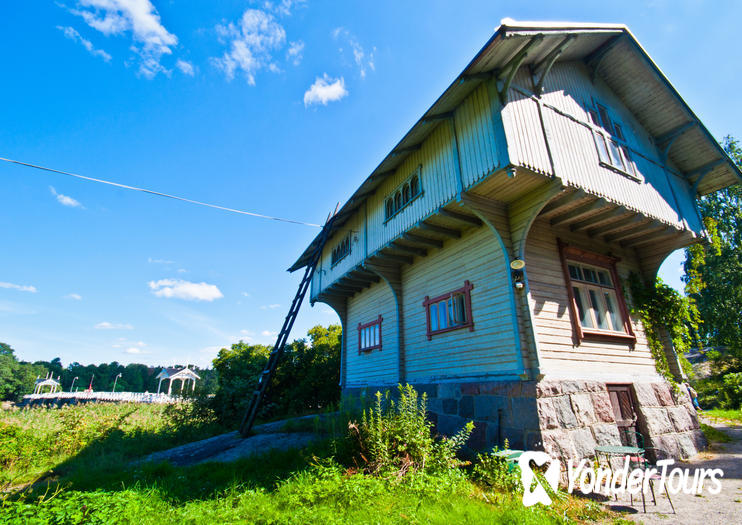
(453, 83), (501, 187)
(401, 226), (521, 382)
(505, 62), (702, 233)
(345, 280), (399, 387)
(525, 219), (658, 378)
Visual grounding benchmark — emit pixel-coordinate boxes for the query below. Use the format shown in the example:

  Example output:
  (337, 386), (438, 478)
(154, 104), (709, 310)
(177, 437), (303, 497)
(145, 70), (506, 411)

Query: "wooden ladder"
(238, 214), (335, 437)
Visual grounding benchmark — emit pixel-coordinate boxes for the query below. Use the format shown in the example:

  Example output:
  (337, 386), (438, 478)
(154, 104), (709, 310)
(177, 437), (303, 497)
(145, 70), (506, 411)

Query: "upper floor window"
(587, 101), (638, 180)
(331, 234), (351, 266)
(558, 241), (635, 343)
(384, 166), (423, 221)
(423, 281), (474, 340)
(358, 315), (382, 353)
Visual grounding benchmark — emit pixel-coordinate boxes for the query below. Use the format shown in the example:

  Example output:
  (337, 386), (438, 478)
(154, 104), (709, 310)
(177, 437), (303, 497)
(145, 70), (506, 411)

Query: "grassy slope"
(704, 408), (742, 425)
(1, 403), (617, 524)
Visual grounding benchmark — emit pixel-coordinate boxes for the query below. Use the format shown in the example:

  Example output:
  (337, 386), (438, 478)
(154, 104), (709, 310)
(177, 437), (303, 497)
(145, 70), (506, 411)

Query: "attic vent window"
(331, 234), (351, 266)
(588, 101), (639, 181)
(384, 166), (423, 221)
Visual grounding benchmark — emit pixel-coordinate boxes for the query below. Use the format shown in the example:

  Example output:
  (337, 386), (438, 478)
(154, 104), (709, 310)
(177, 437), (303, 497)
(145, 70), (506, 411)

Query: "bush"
(472, 442), (521, 493)
(348, 384), (473, 477)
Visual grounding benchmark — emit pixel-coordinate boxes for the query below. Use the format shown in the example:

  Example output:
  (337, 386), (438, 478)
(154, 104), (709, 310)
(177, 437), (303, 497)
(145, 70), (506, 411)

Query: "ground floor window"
(558, 240), (635, 344)
(358, 315), (382, 353)
(423, 281), (474, 340)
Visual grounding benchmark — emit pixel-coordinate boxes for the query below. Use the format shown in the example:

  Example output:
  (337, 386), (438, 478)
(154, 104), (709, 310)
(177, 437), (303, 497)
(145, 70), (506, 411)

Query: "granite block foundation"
(344, 378), (705, 463)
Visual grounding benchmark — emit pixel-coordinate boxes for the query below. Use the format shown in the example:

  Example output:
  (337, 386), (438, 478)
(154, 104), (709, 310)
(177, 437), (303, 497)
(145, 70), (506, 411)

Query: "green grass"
(705, 408), (742, 425)
(1, 403), (621, 524)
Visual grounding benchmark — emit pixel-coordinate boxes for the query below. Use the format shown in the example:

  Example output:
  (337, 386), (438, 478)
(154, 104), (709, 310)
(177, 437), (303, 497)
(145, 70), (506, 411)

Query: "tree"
(0, 343), (47, 402)
(684, 136), (742, 372)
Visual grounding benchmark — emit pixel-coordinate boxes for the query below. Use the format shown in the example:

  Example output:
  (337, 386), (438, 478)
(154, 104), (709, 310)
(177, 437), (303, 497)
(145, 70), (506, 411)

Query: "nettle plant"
(349, 384), (473, 477)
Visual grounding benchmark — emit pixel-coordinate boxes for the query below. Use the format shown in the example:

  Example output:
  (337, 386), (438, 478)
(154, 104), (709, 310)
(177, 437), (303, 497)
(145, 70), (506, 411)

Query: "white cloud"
(177, 268), (187, 273)
(50, 186), (83, 208)
(212, 8), (286, 84)
(263, 0), (306, 16)
(303, 74), (348, 107)
(0, 282), (37, 293)
(57, 25), (112, 62)
(261, 330), (277, 337)
(240, 329), (254, 336)
(332, 27), (375, 78)
(176, 59), (194, 76)
(148, 279), (223, 301)
(148, 257), (175, 264)
(95, 321), (134, 330)
(241, 291), (251, 297)
(260, 304), (281, 310)
(124, 346), (147, 354)
(286, 40), (304, 65)
(65, 293), (83, 300)
(66, 0), (178, 78)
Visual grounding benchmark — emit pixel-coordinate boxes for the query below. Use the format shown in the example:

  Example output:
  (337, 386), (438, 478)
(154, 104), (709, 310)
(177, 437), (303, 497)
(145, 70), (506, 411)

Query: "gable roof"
(290, 19), (741, 272)
(156, 367), (201, 380)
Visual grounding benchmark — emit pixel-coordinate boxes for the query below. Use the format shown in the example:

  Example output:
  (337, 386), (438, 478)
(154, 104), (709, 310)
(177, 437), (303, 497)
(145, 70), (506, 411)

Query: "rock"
(638, 406), (674, 436)
(633, 383), (659, 407)
(538, 396), (578, 430)
(591, 392), (616, 423)
(541, 429), (574, 460)
(570, 393), (597, 426)
(666, 405), (693, 432)
(569, 427), (598, 459)
(474, 395), (507, 420)
(442, 398), (458, 415)
(536, 380), (562, 397)
(652, 382), (674, 406)
(459, 396), (474, 418)
(591, 423), (622, 446)
(510, 397), (540, 429)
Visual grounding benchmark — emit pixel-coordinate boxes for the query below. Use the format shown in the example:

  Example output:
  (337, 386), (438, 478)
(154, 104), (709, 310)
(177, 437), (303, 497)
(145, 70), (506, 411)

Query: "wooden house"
(290, 20), (741, 460)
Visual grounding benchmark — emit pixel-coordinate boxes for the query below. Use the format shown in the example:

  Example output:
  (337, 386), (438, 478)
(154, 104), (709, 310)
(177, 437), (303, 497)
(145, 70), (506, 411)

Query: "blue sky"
(1, 1), (739, 368)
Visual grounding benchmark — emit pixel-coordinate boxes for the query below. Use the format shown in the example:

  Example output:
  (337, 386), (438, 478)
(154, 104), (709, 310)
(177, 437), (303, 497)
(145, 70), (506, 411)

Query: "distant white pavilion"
(155, 367), (200, 395)
(33, 372), (61, 394)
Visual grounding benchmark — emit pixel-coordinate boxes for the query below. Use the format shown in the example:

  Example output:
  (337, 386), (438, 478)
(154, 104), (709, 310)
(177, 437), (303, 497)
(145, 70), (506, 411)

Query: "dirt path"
(612, 417), (742, 524)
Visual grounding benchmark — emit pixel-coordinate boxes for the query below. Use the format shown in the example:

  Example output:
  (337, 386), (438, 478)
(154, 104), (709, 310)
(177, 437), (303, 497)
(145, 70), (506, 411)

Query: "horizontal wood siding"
(314, 211), (366, 291)
(525, 219), (658, 378)
(401, 226), (520, 381)
(454, 83), (500, 187)
(345, 280), (398, 387)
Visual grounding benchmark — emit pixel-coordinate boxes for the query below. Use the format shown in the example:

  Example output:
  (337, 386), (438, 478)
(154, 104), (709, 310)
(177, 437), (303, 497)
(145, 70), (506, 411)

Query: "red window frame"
(557, 239), (636, 344)
(358, 315), (383, 353)
(422, 280), (474, 340)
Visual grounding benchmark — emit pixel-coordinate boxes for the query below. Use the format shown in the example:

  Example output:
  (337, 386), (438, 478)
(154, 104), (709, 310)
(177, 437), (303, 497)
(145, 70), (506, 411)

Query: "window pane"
(438, 300), (448, 330)
(589, 289), (610, 330)
(568, 264), (582, 281)
(410, 175), (419, 196)
(608, 140), (626, 171)
(402, 184), (410, 204)
(451, 294), (466, 325)
(604, 292), (623, 332)
(597, 271), (611, 286)
(595, 133), (610, 163)
(583, 268), (598, 283)
(573, 287), (594, 328)
(430, 303), (438, 332)
(588, 109), (600, 126)
(621, 146), (635, 175)
(613, 123), (625, 141)
(597, 105), (614, 135)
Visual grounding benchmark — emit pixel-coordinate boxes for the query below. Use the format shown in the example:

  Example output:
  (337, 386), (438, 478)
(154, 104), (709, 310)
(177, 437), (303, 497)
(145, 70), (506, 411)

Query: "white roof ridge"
(498, 18), (629, 31)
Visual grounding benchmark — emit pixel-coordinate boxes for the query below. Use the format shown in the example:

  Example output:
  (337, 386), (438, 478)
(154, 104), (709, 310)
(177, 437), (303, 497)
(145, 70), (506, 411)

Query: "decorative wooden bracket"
(585, 34), (624, 82)
(531, 35), (577, 96)
(689, 158), (725, 194)
(654, 121), (695, 164)
(495, 35), (544, 104)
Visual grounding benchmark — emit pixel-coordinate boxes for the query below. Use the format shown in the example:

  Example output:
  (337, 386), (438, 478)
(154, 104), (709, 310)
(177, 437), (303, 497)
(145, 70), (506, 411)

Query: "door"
(607, 385), (640, 447)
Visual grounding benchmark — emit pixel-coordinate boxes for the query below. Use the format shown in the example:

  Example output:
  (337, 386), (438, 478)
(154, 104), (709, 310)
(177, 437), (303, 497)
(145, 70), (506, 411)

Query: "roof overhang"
(290, 19), (741, 272)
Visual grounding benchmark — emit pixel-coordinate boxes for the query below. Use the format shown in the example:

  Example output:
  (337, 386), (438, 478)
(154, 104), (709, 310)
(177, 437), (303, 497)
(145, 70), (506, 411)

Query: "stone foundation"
(344, 378), (705, 462)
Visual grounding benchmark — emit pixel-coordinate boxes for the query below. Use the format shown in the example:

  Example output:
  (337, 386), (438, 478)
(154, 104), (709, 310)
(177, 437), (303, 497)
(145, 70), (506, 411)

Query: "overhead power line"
(0, 156), (321, 228)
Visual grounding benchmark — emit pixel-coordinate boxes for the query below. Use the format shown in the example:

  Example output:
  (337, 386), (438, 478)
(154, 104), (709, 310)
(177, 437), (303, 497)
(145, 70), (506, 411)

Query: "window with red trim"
(423, 281), (474, 340)
(358, 315), (382, 353)
(558, 240), (635, 343)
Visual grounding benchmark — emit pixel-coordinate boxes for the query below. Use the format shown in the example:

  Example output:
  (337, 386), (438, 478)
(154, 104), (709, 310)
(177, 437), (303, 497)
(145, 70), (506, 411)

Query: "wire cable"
(0, 156), (321, 227)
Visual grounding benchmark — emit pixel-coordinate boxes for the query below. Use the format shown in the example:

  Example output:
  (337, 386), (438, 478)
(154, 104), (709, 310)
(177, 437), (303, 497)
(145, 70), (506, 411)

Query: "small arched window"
(402, 183), (411, 204)
(410, 175), (420, 197)
(394, 191), (402, 212)
(385, 199), (393, 219)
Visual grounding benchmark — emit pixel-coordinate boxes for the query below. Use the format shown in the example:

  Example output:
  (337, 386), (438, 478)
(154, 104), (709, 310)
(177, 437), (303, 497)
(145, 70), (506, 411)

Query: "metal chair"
(631, 447), (676, 514)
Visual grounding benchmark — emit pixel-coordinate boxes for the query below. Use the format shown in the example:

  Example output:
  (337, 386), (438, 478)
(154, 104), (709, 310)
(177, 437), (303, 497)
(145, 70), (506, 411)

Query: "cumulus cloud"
(0, 282), (37, 293)
(124, 347), (148, 354)
(303, 74), (348, 107)
(263, 0), (306, 17)
(148, 279), (223, 301)
(212, 9), (286, 84)
(286, 40), (304, 65)
(332, 27), (375, 78)
(66, 0), (178, 78)
(261, 330), (277, 337)
(50, 186), (83, 208)
(65, 293), (83, 300)
(260, 304), (281, 310)
(175, 59), (194, 76)
(148, 257), (174, 264)
(57, 25), (111, 61)
(95, 321), (134, 330)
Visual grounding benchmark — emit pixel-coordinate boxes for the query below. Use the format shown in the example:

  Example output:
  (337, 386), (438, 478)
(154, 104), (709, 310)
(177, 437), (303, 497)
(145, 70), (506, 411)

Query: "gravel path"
(612, 417), (742, 524)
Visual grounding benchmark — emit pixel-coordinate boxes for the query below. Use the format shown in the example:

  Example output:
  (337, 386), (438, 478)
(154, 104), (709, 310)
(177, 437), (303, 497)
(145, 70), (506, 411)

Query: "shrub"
(472, 441), (521, 493)
(348, 384), (473, 477)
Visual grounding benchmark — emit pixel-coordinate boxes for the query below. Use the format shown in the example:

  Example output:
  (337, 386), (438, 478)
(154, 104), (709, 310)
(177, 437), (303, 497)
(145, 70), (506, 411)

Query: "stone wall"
(343, 378), (705, 462)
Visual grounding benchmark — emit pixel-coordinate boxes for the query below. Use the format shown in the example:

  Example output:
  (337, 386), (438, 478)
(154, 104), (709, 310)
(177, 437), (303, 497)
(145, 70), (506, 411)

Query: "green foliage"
(349, 384), (473, 476)
(704, 407), (742, 424)
(0, 343), (47, 402)
(627, 274), (696, 383)
(684, 135), (742, 371)
(206, 325), (341, 427)
(472, 441), (521, 493)
(700, 423), (732, 443)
